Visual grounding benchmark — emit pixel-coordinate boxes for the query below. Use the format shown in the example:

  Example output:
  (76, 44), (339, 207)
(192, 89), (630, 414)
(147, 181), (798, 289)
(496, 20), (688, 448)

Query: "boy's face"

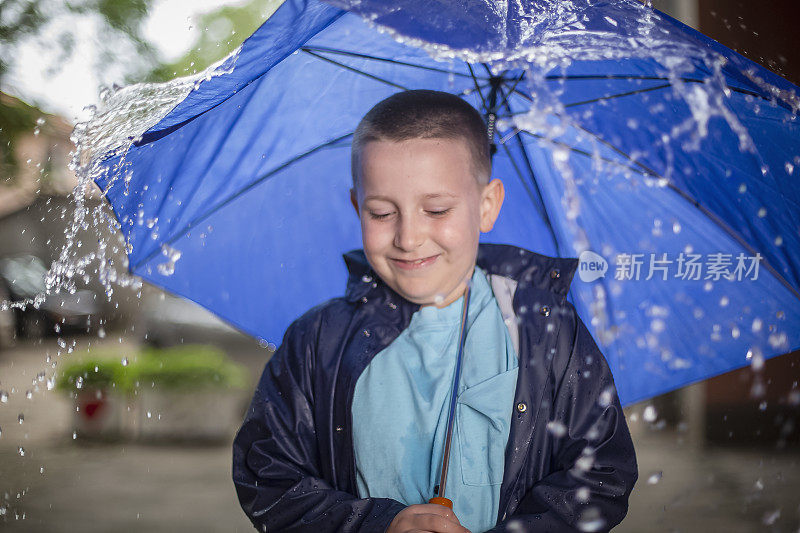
(350, 137), (504, 308)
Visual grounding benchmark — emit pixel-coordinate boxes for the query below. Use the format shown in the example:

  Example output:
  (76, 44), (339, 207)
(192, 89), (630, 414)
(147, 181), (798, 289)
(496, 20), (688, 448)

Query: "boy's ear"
(350, 187), (360, 219)
(479, 178), (505, 233)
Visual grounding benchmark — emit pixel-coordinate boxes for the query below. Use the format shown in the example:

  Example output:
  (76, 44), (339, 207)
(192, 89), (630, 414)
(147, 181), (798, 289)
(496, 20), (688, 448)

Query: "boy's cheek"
(361, 229), (393, 260)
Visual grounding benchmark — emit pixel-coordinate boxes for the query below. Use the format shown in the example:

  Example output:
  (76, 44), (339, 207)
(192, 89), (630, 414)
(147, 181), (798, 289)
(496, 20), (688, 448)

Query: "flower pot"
(133, 387), (247, 442)
(73, 389), (128, 440)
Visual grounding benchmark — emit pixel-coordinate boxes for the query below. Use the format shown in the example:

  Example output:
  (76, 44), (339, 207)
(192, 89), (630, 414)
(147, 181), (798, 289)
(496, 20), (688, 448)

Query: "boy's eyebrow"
(363, 192), (458, 202)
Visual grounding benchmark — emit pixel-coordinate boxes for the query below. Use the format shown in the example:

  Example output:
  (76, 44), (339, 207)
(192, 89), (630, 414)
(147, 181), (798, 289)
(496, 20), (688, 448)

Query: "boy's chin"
(391, 283), (452, 307)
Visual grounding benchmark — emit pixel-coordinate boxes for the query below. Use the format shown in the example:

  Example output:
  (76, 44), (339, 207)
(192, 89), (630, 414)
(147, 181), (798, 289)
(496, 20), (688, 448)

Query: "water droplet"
(18, 447), (25, 457)
(762, 509), (781, 526)
(577, 506), (606, 532)
(647, 471), (663, 484)
(749, 376), (766, 398)
(719, 296), (729, 307)
(754, 478), (764, 490)
(25, 390), (33, 400)
(757, 207), (767, 218)
(98, 327), (106, 338)
(547, 421), (567, 437)
(788, 390), (800, 406)
(121, 357), (129, 367)
(1, 390), (9, 403)
(18, 413), (24, 424)
(72, 430), (77, 440)
(643, 405), (658, 423)
(361, 274), (372, 283)
(747, 347), (764, 371)
(758, 401), (767, 411)
(40, 466), (45, 474)
(157, 244), (182, 276)
(598, 386), (614, 407)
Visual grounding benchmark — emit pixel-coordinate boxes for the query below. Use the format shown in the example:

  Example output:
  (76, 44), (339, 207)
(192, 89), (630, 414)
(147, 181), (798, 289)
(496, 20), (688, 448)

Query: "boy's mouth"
(390, 254), (439, 270)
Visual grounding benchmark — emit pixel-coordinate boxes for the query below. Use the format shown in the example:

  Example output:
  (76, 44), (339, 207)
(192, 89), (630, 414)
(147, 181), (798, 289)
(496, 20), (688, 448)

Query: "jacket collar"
(342, 243), (578, 304)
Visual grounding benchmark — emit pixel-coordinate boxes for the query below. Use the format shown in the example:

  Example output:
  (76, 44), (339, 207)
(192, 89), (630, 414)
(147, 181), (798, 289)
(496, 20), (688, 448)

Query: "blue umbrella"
(91, 0), (800, 407)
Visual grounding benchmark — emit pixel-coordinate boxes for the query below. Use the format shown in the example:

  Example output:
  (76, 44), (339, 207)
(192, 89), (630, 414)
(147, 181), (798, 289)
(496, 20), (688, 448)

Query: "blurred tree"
(147, 0), (281, 82)
(0, 0), (157, 82)
(0, 92), (42, 182)
(0, 0), (158, 178)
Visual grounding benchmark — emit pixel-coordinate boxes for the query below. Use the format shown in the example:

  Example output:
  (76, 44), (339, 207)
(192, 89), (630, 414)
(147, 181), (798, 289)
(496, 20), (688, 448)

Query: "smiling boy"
(233, 90), (638, 532)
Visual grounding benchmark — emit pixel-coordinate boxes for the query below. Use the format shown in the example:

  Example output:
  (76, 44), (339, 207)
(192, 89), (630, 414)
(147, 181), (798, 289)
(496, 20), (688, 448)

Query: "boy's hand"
(386, 504), (471, 533)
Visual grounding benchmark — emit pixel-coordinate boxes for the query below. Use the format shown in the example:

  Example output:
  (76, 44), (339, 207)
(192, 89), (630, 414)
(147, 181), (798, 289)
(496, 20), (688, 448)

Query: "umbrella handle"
(428, 497), (452, 508)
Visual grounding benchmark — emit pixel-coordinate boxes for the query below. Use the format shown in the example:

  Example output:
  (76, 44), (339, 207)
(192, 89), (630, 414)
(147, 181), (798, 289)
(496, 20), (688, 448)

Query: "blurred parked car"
(0, 254), (101, 337)
(141, 291), (248, 348)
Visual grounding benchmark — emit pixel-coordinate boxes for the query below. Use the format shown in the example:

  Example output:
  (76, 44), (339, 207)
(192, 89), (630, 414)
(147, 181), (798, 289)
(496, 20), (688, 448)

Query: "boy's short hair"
(351, 90), (491, 186)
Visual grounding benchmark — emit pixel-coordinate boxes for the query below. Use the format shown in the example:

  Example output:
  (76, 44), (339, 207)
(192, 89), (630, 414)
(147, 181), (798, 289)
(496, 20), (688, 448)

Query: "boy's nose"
(394, 215), (424, 251)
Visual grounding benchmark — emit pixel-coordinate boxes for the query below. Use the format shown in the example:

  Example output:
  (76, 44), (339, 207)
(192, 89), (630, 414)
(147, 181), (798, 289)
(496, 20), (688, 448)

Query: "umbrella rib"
(467, 64), (488, 110)
(564, 83), (673, 108)
(301, 46), (487, 80)
(496, 73), (526, 111)
(497, 141), (554, 235)
(515, 129), (653, 176)
(511, 76), (769, 106)
(516, 125), (800, 303)
(301, 49), (409, 90)
(131, 132), (354, 271)
(544, 74), (767, 100)
(496, 86), (562, 257)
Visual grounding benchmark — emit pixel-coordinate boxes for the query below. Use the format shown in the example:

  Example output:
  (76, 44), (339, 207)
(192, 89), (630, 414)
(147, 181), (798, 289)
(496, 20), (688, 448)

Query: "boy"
(233, 90), (638, 532)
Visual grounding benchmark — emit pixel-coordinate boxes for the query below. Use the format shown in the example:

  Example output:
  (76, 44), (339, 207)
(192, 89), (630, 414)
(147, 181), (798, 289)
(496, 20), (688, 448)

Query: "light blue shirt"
(352, 266), (519, 533)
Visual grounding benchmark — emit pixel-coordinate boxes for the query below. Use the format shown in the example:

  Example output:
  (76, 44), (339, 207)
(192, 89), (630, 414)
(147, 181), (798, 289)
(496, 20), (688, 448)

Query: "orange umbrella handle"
(428, 497), (453, 508)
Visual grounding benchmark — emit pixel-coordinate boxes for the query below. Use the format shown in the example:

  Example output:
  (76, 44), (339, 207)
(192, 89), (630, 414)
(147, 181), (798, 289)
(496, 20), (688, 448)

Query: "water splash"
(0, 41), (242, 326)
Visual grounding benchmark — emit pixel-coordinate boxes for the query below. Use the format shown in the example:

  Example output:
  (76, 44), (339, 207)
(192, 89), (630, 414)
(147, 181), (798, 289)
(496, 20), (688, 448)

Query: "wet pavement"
(1, 334), (798, 532)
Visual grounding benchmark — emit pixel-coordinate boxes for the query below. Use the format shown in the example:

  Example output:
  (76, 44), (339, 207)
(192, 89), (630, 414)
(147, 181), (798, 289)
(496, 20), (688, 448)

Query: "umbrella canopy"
(89, 0), (800, 406)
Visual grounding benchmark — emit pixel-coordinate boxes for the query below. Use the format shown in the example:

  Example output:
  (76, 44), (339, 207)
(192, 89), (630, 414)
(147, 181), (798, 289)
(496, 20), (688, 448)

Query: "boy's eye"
(426, 208), (452, 217)
(368, 211), (393, 220)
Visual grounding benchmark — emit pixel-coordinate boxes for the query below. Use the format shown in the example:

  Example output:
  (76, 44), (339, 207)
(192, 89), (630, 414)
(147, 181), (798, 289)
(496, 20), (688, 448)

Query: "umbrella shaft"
(436, 280), (472, 500)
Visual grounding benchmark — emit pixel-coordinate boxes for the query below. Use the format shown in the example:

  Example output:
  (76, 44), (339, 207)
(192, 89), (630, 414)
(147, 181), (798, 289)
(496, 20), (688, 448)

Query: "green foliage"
(135, 344), (249, 391)
(0, 94), (43, 179)
(147, 0), (281, 82)
(1, 0), (158, 80)
(55, 355), (132, 393)
(0, 1), (47, 76)
(56, 344), (249, 394)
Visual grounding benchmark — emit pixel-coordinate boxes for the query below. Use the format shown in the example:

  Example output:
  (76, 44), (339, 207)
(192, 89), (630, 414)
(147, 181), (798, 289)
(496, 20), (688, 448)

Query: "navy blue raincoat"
(232, 243), (638, 532)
